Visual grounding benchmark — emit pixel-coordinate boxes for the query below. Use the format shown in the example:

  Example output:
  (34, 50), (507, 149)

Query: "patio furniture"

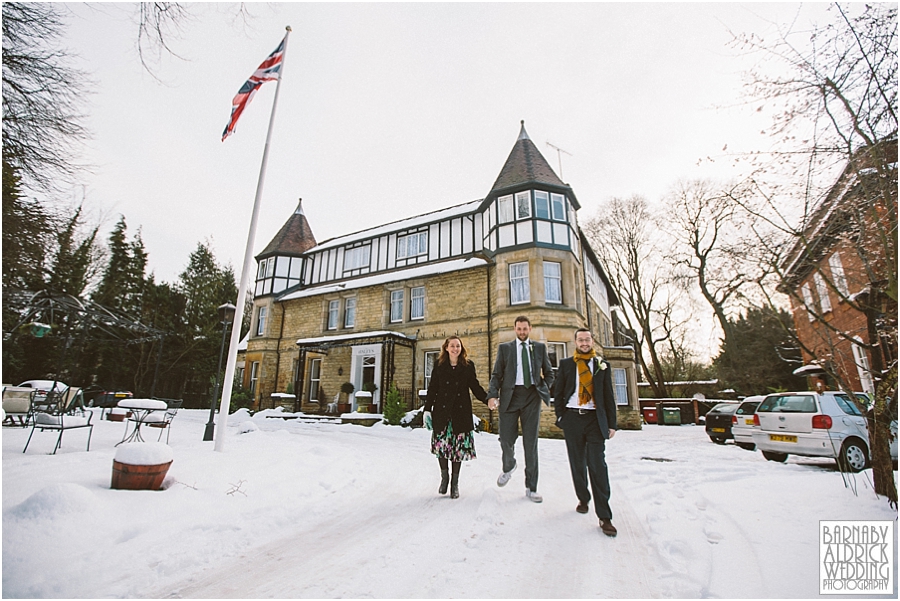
(144, 399), (183, 444)
(3, 387), (35, 427)
(116, 399), (168, 445)
(23, 390), (94, 454)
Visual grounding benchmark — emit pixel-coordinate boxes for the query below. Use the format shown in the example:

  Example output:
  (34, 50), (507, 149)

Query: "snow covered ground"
(2, 408), (897, 599)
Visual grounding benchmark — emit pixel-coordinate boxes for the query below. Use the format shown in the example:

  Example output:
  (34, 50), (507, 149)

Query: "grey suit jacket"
(488, 339), (555, 411)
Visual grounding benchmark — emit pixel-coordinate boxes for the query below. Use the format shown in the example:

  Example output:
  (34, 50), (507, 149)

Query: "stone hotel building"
(241, 122), (641, 434)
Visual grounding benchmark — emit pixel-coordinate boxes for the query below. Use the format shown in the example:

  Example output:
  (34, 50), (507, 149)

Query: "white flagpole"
(215, 26), (292, 452)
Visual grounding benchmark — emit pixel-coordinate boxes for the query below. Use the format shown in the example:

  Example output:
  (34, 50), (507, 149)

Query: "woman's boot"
(450, 462), (461, 498)
(439, 470), (450, 494)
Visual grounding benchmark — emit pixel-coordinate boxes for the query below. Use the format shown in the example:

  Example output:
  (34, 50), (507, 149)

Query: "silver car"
(751, 391), (870, 472)
(731, 396), (764, 451)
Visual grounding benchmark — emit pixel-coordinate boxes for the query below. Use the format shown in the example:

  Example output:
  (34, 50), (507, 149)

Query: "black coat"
(553, 357), (618, 439)
(424, 360), (488, 434)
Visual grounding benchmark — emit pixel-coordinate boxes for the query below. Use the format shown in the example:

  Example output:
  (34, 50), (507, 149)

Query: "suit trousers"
(562, 410), (612, 520)
(499, 385), (542, 492)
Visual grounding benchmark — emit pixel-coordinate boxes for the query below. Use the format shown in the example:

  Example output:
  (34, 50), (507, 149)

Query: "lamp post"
(204, 302), (237, 441)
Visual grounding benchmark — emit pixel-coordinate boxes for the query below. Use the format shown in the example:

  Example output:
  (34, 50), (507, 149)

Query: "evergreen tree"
(713, 305), (805, 396)
(46, 205), (99, 297)
(1, 158), (52, 292)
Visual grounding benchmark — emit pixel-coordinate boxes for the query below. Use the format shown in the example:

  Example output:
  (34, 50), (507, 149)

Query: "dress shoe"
(599, 518), (618, 537)
(496, 462), (516, 487)
(525, 489), (543, 503)
(576, 501), (589, 514)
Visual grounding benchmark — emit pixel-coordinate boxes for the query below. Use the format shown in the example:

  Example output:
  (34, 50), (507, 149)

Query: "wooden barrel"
(111, 460), (172, 490)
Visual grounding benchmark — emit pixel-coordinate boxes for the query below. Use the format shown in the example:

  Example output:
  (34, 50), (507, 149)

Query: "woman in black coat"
(423, 335), (488, 499)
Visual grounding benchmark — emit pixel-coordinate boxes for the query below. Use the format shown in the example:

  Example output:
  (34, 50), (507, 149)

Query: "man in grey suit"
(553, 327), (618, 536)
(487, 315), (555, 502)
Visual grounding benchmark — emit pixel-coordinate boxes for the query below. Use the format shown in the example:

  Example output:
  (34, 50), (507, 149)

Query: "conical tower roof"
(258, 199), (317, 258)
(489, 121), (567, 194)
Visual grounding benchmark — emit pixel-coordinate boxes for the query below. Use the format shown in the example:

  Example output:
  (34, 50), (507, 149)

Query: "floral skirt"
(431, 420), (476, 462)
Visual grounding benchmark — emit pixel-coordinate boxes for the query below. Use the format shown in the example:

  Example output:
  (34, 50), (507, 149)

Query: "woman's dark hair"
(437, 335), (469, 366)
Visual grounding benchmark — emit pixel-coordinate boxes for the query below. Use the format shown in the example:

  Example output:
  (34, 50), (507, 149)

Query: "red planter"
(111, 460), (172, 490)
(107, 411), (132, 422)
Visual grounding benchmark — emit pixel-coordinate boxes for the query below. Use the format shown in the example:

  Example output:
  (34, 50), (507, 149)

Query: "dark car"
(705, 402), (739, 444)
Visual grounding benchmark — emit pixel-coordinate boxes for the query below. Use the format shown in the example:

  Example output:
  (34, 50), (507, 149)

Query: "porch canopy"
(293, 330), (416, 410)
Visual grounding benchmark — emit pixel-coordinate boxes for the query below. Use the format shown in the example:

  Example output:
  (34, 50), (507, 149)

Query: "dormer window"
(498, 195), (514, 224)
(516, 191), (531, 219)
(397, 231), (427, 259)
(344, 245), (371, 272)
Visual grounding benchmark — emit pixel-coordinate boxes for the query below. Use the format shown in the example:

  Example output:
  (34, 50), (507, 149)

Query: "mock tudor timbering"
(241, 121), (641, 434)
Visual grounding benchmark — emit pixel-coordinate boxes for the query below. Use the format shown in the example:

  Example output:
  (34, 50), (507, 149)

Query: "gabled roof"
(489, 121), (568, 195)
(258, 199), (317, 258)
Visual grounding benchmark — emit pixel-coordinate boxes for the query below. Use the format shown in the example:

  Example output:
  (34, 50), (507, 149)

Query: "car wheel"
(762, 450), (788, 462)
(838, 439), (868, 473)
(737, 442), (756, 451)
(710, 437), (726, 445)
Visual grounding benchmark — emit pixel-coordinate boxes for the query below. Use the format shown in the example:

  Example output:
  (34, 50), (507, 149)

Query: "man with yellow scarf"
(552, 327), (618, 537)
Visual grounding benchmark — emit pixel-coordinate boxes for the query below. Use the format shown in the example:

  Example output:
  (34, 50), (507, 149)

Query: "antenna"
(546, 141), (572, 180)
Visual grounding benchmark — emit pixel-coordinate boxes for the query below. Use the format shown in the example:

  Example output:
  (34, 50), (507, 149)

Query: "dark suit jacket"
(424, 360), (488, 434)
(488, 339), (555, 410)
(553, 356), (617, 439)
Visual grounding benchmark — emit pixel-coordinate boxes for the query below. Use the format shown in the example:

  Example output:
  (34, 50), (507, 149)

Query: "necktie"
(521, 341), (532, 388)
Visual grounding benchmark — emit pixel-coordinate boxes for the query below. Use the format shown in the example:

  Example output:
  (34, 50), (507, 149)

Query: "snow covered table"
(116, 399), (168, 445)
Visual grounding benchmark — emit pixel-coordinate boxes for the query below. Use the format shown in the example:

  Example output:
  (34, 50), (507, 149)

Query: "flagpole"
(215, 25), (292, 452)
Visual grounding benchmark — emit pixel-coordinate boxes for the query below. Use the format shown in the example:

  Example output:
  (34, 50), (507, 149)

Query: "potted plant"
(111, 442), (173, 490)
(338, 382), (354, 413)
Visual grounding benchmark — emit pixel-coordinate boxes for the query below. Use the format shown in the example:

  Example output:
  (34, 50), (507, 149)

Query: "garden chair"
(23, 386), (93, 454)
(3, 387), (35, 427)
(145, 399), (183, 443)
(326, 392), (340, 415)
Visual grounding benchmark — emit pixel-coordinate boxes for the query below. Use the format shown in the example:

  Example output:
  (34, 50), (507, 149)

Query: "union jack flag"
(221, 36), (286, 141)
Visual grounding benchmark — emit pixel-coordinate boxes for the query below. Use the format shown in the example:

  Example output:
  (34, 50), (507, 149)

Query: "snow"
(114, 442), (174, 466)
(117, 399), (168, 411)
(3, 408), (897, 598)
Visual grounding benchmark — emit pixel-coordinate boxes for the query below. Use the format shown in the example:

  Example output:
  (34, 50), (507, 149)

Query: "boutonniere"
(596, 360), (608, 372)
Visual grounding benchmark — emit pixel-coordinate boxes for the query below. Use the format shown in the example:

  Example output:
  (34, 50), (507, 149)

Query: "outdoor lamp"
(203, 302), (238, 441)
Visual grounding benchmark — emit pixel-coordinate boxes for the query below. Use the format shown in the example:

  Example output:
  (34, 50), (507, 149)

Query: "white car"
(18, 380), (68, 398)
(731, 396), (764, 451)
(751, 391), (870, 472)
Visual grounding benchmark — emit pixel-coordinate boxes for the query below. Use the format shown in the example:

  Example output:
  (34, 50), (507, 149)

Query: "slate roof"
(489, 121), (567, 194)
(258, 199), (317, 258)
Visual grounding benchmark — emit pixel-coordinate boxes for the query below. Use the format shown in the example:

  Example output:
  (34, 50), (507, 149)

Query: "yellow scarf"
(573, 348), (596, 406)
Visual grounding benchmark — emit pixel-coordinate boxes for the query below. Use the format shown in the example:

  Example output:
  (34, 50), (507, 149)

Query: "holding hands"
(487, 398), (499, 411)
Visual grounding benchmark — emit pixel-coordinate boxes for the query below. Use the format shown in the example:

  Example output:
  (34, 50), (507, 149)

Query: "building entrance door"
(350, 344), (381, 410)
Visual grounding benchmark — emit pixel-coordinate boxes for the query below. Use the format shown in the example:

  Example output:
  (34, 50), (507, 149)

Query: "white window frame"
(498, 195), (514, 224)
(256, 306), (267, 337)
(327, 300), (340, 330)
(515, 191), (531, 220)
(397, 231), (428, 259)
(800, 283), (816, 321)
(544, 261), (562, 304)
(344, 245), (371, 271)
(249, 361), (260, 396)
(851, 338), (875, 395)
(424, 351), (440, 390)
(510, 262), (530, 305)
(344, 297), (357, 328)
(613, 368), (629, 405)
(308, 358), (322, 402)
(551, 193), (566, 221)
(390, 290), (404, 323)
(829, 252), (850, 297)
(534, 190), (550, 219)
(813, 272), (832, 313)
(547, 342), (566, 372)
(410, 286), (425, 320)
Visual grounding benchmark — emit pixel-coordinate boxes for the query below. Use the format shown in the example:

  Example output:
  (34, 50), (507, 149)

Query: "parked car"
(751, 391), (870, 472)
(705, 402), (739, 444)
(731, 396), (764, 450)
(87, 390), (134, 409)
(18, 379), (68, 399)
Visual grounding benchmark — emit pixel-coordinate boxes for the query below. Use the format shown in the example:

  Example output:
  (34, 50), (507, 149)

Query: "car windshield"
(736, 402), (760, 415)
(711, 403), (738, 413)
(758, 394), (817, 413)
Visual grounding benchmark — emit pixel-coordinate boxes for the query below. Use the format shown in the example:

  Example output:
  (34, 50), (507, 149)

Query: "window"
(397, 232), (428, 259)
(510, 262), (530, 304)
(800, 284), (816, 321)
(851, 339), (875, 394)
(249, 361), (260, 396)
(534, 191), (550, 219)
(410, 286), (425, 320)
(327, 300), (339, 330)
(256, 306), (267, 337)
(544, 262), (562, 304)
(835, 393), (864, 416)
(344, 245), (371, 271)
(308, 359), (322, 402)
(814, 272), (832, 313)
(498, 195), (514, 224)
(547, 342), (566, 371)
(344, 298), (357, 328)
(424, 351), (439, 390)
(829, 253), (850, 297)
(613, 368), (628, 405)
(390, 290), (404, 323)
(551, 193), (566, 220)
(516, 191), (531, 219)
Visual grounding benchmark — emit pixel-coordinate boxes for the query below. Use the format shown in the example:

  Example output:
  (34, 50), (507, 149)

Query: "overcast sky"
(54, 2), (838, 356)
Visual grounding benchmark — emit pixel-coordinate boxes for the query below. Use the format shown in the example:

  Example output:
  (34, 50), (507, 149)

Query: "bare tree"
(584, 195), (680, 398)
(732, 3), (897, 503)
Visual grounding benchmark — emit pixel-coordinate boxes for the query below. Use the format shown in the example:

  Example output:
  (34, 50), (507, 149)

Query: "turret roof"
(489, 121), (567, 194)
(258, 199), (317, 258)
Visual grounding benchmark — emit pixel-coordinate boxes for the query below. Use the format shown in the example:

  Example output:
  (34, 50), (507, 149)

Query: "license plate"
(769, 434), (797, 443)
(745, 419), (755, 425)
(711, 427), (725, 433)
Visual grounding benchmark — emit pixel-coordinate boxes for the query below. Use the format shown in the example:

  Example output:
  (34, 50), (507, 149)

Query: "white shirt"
(567, 358), (596, 409)
(515, 339), (532, 386)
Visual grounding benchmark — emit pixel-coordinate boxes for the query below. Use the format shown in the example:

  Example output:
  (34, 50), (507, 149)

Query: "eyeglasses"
(575, 337), (592, 343)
